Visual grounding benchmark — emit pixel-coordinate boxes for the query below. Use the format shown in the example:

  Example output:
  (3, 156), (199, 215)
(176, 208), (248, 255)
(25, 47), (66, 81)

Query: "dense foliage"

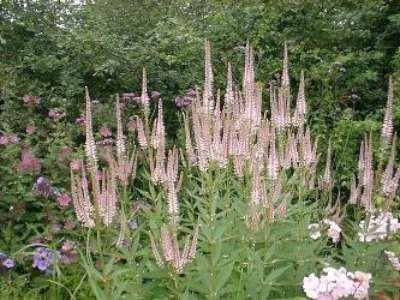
(0, 1), (400, 299)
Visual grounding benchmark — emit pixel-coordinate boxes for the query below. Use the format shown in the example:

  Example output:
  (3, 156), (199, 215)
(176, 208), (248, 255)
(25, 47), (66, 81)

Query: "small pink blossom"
(23, 95), (40, 106)
(64, 221), (75, 231)
(48, 108), (66, 121)
(25, 124), (37, 135)
(0, 136), (8, 145)
(70, 159), (83, 171)
(99, 127), (112, 138)
(122, 92), (136, 102)
(8, 134), (20, 144)
(58, 146), (72, 163)
(127, 119), (136, 132)
(57, 193), (71, 207)
(75, 116), (85, 126)
(17, 148), (41, 173)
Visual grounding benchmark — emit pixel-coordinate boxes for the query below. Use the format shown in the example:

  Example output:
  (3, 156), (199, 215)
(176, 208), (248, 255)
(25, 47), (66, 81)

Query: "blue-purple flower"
(0, 252), (15, 269)
(32, 247), (55, 272)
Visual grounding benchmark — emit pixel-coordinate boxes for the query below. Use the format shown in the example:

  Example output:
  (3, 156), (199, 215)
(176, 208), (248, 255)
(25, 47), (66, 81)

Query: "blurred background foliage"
(0, 0), (399, 181)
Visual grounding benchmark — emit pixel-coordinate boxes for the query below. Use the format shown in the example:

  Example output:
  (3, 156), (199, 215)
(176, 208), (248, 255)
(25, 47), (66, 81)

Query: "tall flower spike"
(381, 76), (394, 146)
(203, 40), (214, 113)
(183, 113), (196, 165)
(281, 41), (290, 92)
(322, 141), (332, 190)
(70, 165), (95, 228)
(115, 95), (126, 163)
(292, 70), (306, 127)
(135, 116), (148, 149)
(141, 67), (150, 113)
(84, 86), (98, 172)
(225, 62), (234, 114)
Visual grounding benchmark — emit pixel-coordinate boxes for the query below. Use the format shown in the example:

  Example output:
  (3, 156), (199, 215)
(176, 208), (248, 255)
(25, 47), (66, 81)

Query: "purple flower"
(174, 96), (193, 108)
(2, 258), (15, 269)
(0, 252), (6, 260)
(122, 92), (136, 102)
(32, 247), (55, 272)
(32, 177), (52, 198)
(0, 252), (16, 269)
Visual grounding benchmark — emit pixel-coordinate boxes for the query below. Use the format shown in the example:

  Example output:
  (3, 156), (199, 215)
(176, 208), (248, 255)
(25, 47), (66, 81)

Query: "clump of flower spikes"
(185, 40), (318, 175)
(146, 98), (199, 273)
(350, 77), (398, 212)
(303, 267), (372, 300)
(149, 223), (199, 274)
(358, 210), (400, 242)
(183, 40), (319, 229)
(71, 88), (137, 228)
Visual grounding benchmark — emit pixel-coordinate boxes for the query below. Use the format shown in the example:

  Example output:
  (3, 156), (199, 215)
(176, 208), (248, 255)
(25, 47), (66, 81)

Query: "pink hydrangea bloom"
(57, 193), (71, 207)
(17, 148), (41, 173)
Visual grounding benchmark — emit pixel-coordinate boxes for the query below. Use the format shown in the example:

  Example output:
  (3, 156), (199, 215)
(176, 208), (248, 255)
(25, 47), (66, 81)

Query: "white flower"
(303, 273), (321, 299)
(323, 219), (341, 243)
(349, 271), (372, 300)
(358, 211), (400, 242)
(308, 223), (322, 240)
(303, 267), (372, 300)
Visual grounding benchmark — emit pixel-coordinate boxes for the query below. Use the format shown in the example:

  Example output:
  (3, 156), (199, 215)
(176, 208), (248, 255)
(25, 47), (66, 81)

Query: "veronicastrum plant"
(1, 40), (399, 299)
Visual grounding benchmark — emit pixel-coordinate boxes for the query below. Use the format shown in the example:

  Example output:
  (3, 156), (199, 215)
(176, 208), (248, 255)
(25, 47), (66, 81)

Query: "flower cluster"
(48, 108), (66, 121)
(32, 247), (55, 272)
(174, 88), (196, 108)
(59, 241), (77, 265)
(0, 252), (15, 269)
(358, 211), (400, 242)
(384, 250), (400, 271)
(303, 267), (372, 299)
(0, 133), (20, 146)
(17, 148), (41, 173)
(23, 95), (41, 106)
(308, 219), (341, 243)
